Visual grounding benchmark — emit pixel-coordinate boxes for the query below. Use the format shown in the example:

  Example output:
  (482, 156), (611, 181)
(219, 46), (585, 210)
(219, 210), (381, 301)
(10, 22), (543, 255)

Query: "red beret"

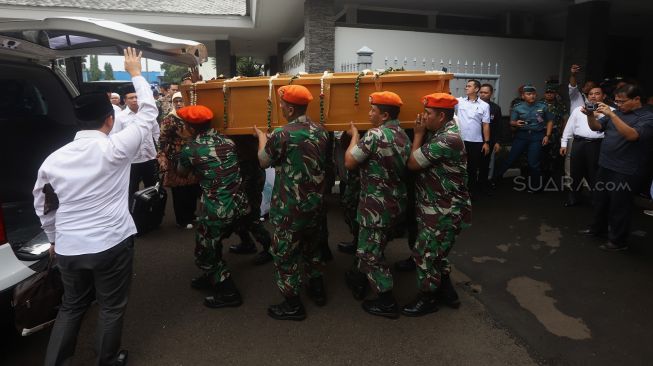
(177, 105), (214, 124)
(422, 93), (458, 109)
(369, 91), (403, 107)
(279, 85), (313, 105)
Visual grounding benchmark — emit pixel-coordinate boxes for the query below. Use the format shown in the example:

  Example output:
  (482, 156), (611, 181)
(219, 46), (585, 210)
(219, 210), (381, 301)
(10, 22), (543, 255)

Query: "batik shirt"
(350, 119), (411, 228)
(179, 129), (248, 221)
(260, 115), (329, 229)
(412, 119), (472, 228)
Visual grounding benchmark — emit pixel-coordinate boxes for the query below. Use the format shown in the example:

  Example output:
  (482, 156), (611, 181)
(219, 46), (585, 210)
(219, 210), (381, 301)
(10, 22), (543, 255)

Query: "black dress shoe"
(362, 293), (399, 319)
(435, 274), (461, 309)
(267, 297), (306, 321)
(190, 273), (212, 290)
(204, 290), (243, 308)
(338, 241), (357, 254)
(394, 257), (416, 272)
(599, 242), (628, 252)
(253, 250), (273, 265)
(402, 292), (438, 317)
(116, 350), (128, 366)
(306, 277), (327, 306)
(345, 269), (369, 300)
(229, 243), (257, 254)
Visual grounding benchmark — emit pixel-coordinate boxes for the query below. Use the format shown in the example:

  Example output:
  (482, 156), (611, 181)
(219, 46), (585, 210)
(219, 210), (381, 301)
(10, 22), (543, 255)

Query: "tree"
(88, 55), (103, 81)
(236, 57), (263, 77)
(103, 62), (115, 80)
(160, 63), (188, 83)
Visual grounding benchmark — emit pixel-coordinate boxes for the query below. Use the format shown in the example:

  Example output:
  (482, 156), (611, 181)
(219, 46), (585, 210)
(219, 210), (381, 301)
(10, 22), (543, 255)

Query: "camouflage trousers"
(412, 217), (465, 292)
(238, 164), (271, 248)
(340, 175), (360, 239)
(271, 217), (324, 297)
(356, 226), (393, 294)
(194, 217), (242, 285)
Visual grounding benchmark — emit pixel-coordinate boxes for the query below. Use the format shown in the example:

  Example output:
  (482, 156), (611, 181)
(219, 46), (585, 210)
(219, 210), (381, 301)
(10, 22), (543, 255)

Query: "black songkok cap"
(73, 92), (113, 122)
(120, 84), (136, 95)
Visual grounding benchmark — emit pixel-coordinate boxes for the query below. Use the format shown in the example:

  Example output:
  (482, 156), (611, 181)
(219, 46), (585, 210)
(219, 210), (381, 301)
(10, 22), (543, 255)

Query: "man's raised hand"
(124, 47), (143, 78)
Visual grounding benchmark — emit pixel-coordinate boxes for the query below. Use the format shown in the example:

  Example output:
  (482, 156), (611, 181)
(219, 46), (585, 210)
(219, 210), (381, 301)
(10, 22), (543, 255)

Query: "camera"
(585, 101), (599, 112)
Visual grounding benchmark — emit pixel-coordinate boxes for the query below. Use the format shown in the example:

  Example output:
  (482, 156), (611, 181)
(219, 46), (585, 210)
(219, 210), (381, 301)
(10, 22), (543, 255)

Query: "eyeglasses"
(613, 98), (631, 105)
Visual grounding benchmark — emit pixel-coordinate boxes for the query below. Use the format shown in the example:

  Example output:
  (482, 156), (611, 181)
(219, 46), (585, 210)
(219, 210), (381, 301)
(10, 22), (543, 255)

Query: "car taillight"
(0, 203), (7, 244)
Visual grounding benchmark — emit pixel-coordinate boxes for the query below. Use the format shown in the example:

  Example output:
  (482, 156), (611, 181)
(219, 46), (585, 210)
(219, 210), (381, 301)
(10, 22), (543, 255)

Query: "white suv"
(0, 17), (206, 336)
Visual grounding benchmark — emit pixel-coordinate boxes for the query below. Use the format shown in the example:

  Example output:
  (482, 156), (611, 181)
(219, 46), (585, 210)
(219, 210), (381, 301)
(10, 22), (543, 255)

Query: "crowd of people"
(32, 48), (653, 365)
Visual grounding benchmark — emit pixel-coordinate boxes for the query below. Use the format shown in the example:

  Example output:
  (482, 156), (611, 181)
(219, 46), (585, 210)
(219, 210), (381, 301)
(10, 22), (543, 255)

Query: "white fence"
(339, 51), (501, 104)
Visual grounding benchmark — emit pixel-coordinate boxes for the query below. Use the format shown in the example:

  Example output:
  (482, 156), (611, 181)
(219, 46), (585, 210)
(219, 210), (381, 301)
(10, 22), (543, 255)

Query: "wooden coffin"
(180, 70), (453, 134)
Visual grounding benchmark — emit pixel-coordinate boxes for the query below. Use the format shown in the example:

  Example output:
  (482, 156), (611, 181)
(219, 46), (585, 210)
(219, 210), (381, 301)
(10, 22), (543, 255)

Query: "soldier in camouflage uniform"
(177, 105), (248, 309)
(344, 91), (411, 319)
(228, 135), (273, 265)
(255, 85), (329, 321)
(541, 82), (569, 181)
(402, 93), (472, 316)
(336, 130), (361, 254)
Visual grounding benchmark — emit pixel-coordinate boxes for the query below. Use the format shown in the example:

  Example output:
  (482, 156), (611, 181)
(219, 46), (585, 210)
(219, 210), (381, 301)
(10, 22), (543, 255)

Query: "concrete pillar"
(304, 0), (335, 73)
(561, 1), (611, 89)
(356, 46), (374, 71)
(214, 40), (233, 77)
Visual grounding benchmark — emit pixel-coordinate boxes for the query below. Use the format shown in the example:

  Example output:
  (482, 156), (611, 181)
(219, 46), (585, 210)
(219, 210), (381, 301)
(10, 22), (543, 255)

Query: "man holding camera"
(583, 84), (653, 251)
(560, 87), (608, 207)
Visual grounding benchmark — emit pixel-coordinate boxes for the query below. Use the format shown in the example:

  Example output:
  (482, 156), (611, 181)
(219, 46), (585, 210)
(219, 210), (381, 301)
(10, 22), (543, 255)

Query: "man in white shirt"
(560, 86), (608, 207)
(456, 79), (491, 199)
(34, 48), (157, 366)
(113, 82), (161, 198)
(569, 64), (597, 112)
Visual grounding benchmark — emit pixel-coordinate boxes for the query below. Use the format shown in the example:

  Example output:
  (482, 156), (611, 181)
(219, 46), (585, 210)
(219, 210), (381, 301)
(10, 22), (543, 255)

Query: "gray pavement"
(3, 182), (652, 365)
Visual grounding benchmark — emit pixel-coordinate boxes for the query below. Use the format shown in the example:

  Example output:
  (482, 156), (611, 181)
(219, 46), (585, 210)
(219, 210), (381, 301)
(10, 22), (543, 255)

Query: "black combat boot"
(362, 291), (399, 319)
(204, 278), (243, 308)
(267, 296), (306, 321)
(401, 292), (438, 317)
(345, 269), (369, 300)
(435, 274), (461, 309)
(306, 277), (327, 306)
(190, 272), (212, 290)
(394, 256), (416, 272)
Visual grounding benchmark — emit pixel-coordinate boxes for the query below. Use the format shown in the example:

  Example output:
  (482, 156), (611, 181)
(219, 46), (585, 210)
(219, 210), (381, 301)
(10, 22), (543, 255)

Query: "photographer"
(560, 86), (609, 207)
(582, 84), (653, 251)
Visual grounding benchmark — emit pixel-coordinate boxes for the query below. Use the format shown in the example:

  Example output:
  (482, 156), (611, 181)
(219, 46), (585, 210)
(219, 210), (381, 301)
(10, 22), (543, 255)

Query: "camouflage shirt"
(350, 119), (411, 228)
(542, 99), (568, 132)
(412, 119), (471, 228)
(261, 115), (328, 229)
(179, 129), (248, 221)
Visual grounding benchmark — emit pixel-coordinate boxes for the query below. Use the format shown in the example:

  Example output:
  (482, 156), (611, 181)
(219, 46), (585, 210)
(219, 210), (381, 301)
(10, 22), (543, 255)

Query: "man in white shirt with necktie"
(34, 48), (157, 366)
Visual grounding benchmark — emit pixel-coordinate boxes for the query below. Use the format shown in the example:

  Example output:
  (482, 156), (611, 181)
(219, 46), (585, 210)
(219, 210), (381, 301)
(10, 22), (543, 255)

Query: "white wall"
(335, 27), (563, 112)
(282, 36), (305, 75)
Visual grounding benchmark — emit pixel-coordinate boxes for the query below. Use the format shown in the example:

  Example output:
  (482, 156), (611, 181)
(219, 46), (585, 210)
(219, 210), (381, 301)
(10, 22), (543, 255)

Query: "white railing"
(339, 51), (501, 104)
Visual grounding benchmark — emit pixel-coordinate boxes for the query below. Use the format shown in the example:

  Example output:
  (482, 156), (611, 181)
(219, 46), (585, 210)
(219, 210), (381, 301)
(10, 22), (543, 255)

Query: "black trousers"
(171, 184), (199, 226)
(464, 141), (483, 196)
(479, 140), (494, 192)
(568, 138), (601, 203)
(129, 159), (158, 199)
(591, 167), (641, 245)
(44, 237), (134, 366)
